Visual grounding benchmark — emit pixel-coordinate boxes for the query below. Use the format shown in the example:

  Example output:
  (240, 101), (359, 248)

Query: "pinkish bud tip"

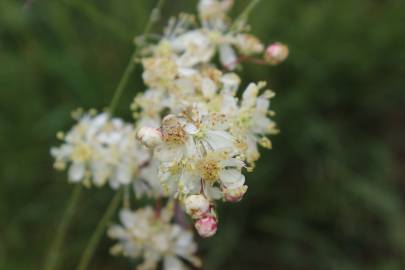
(265, 42), (289, 65)
(195, 215), (218, 238)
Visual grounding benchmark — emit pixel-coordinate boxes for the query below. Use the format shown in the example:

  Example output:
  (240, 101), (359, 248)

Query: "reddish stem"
(174, 201), (189, 228)
(223, 55), (269, 71)
(155, 197), (161, 218)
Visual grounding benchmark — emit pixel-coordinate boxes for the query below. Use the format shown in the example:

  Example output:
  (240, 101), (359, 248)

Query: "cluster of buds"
(184, 194), (217, 237)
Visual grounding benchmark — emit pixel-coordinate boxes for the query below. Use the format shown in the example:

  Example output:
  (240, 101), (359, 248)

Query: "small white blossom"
(228, 82), (278, 166)
(51, 112), (165, 198)
(109, 205), (201, 270)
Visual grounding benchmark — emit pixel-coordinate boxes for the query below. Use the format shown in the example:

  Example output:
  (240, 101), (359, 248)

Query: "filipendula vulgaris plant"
(46, 1), (289, 270)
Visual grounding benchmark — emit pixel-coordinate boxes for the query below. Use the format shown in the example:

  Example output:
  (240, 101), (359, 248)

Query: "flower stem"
(45, 1), (166, 270)
(231, 0), (262, 31)
(75, 0), (166, 265)
(76, 189), (123, 270)
(75, 4), (166, 267)
(43, 185), (83, 270)
(108, 0), (166, 115)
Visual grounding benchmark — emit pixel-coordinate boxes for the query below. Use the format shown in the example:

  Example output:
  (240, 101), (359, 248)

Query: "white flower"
(153, 115), (196, 162)
(109, 205), (201, 270)
(229, 82), (278, 165)
(198, 0), (233, 24)
(142, 56), (178, 89)
(184, 111), (235, 153)
(158, 148), (245, 203)
(158, 155), (203, 199)
(132, 88), (169, 129)
(170, 30), (216, 67)
(196, 149), (245, 190)
(51, 112), (154, 190)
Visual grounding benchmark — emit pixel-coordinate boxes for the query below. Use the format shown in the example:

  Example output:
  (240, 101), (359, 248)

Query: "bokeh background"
(1, 0), (405, 269)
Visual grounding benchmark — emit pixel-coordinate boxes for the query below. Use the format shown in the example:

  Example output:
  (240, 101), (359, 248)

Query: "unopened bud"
(136, 127), (162, 148)
(195, 215), (217, 238)
(223, 185), (248, 202)
(264, 42), (289, 65)
(184, 194), (210, 219)
(236, 34), (264, 55)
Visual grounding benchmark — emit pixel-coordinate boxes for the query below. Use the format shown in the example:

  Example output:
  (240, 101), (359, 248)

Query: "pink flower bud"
(136, 127), (162, 148)
(223, 185), (248, 202)
(195, 215), (218, 238)
(184, 194), (210, 219)
(265, 42), (289, 65)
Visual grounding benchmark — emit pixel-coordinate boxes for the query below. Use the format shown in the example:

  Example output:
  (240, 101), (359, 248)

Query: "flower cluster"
(109, 203), (201, 270)
(50, 110), (163, 197)
(51, 0), (288, 269)
(134, 0), (285, 235)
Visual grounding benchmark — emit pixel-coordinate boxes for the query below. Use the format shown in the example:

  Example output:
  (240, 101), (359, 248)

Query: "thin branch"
(230, 0), (262, 31)
(43, 185), (83, 270)
(76, 189), (123, 270)
(108, 0), (166, 115)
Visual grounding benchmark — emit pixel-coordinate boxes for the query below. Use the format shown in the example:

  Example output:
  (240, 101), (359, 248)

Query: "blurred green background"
(1, 0), (405, 269)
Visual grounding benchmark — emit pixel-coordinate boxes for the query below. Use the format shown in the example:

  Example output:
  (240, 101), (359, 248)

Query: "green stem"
(43, 185), (83, 270)
(45, 1), (166, 270)
(62, 0), (131, 41)
(108, 0), (166, 115)
(107, 49), (138, 115)
(231, 0), (262, 31)
(75, 4), (167, 269)
(76, 189), (123, 270)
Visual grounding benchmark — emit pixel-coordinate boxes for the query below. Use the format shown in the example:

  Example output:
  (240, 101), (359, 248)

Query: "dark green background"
(1, 0), (405, 269)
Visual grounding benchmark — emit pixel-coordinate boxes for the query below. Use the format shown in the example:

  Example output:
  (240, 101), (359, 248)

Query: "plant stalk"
(76, 189), (123, 270)
(75, 1), (167, 270)
(231, 0), (262, 31)
(108, 0), (166, 115)
(43, 185), (83, 270)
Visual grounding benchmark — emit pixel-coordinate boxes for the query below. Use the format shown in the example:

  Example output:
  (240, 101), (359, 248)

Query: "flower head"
(51, 111), (165, 198)
(109, 205), (201, 270)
